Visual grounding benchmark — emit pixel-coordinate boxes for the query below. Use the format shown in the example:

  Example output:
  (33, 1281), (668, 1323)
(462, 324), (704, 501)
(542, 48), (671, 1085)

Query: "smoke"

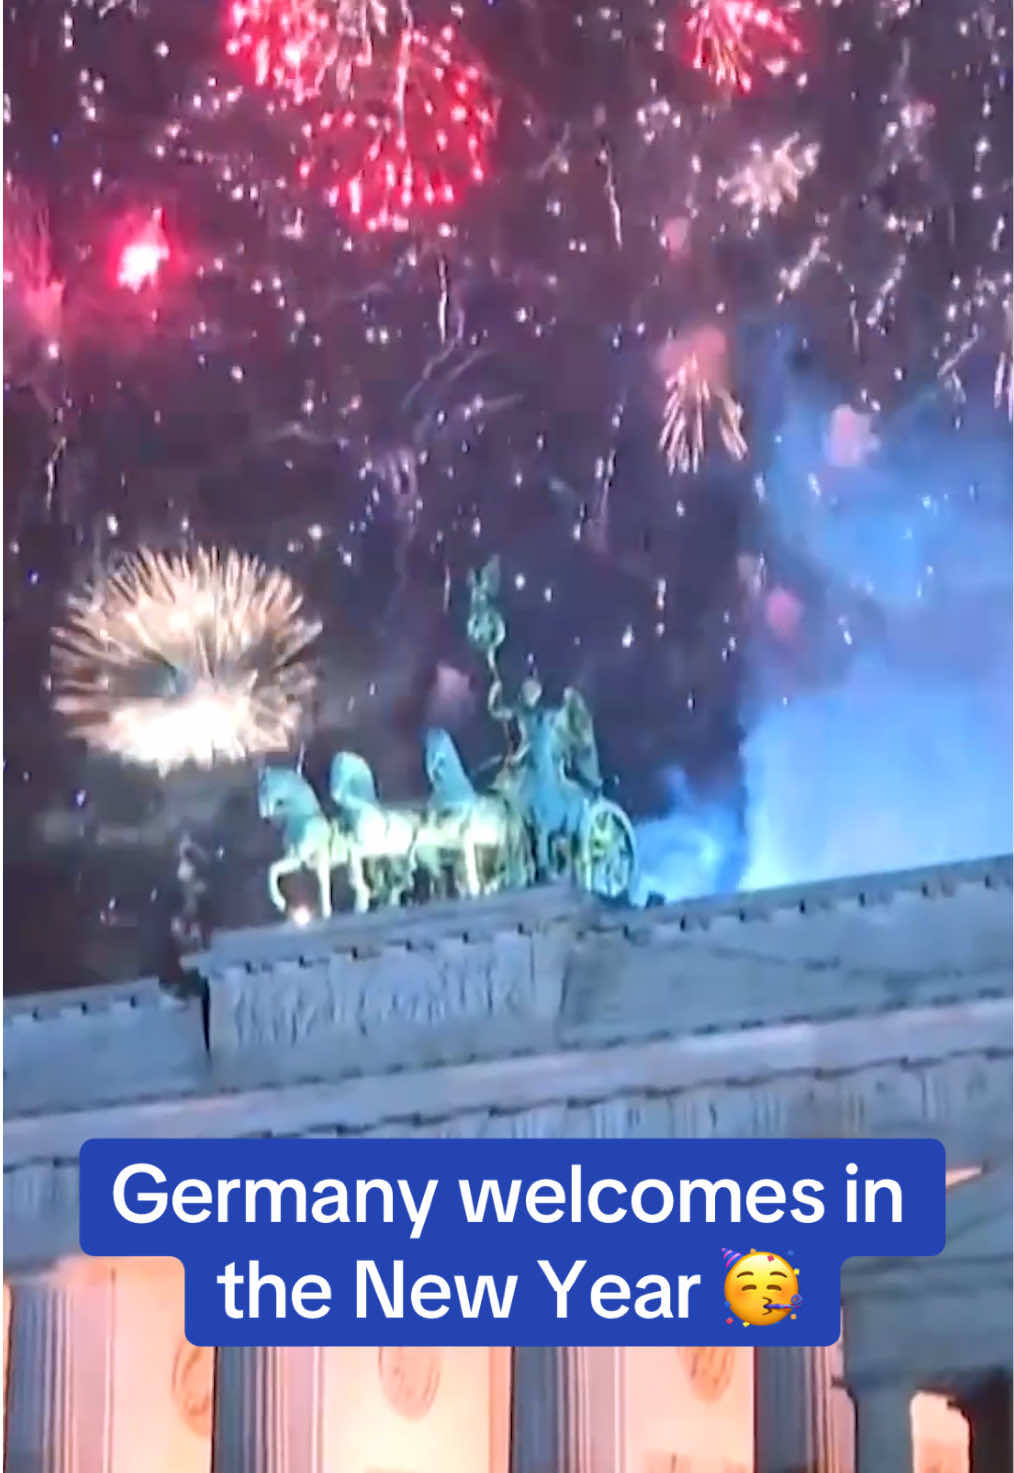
(638, 363), (1012, 901)
(634, 770), (747, 904)
(740, 653), (1012, 891)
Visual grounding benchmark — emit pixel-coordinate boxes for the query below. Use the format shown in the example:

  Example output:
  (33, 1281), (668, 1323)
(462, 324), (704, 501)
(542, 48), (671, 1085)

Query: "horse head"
(424, 728), (475, 806)
(257, 765), (320, 825)
(257, 765), (279, 821)
(329, 751), (379, 810)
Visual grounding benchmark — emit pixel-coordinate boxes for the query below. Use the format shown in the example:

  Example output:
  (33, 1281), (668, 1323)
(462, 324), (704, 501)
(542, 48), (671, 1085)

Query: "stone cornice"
(842, 1165), (1014, 1386)
(5, 994), (1010, 1165)
(6, 854), (1009, 1027)
(3, 1038), (1010, 1270)
(5, 856), (1011, 1123)
(3, 860), (1008, 1284)
(4, 855), (1011, 1270)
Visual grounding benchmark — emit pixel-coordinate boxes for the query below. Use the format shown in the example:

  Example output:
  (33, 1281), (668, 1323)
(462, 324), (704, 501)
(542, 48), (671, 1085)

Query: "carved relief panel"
(109, 1260), (212, 1473)
(377, 1348), (443, 1420)
(678, 1348), (736, 1404)
(321, 1345), (507, 1473)
(624, 1345), (753, 1473)
(171, 1340), (215, 1440)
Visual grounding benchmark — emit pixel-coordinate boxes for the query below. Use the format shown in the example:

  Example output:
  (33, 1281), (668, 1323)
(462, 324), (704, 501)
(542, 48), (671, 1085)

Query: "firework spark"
(659, 355), (748, 475)
(308, 24), (498, 231)
(116, 212), (170, 292)
(227, 0), (498, 231)
(996, 296), (1013, 420)
(51, 548), (321, 771)
(227, 0), (389, 104)
(655, 325), (748, 475)
(3, 175), (66, 384)
(685, 0), (801, 94)
(720, 134), (819, 225)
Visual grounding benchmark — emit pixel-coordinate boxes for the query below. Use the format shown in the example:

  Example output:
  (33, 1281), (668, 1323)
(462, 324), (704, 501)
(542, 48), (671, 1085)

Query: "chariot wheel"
(578, 798), (637, 900)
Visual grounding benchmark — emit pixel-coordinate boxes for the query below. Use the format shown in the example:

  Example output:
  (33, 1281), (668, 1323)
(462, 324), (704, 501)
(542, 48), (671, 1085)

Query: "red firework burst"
(227, 0), (378, 105)
(226, 0), (498, 232)
(316, 25), (498, 231)
(684, 0), (801, 94)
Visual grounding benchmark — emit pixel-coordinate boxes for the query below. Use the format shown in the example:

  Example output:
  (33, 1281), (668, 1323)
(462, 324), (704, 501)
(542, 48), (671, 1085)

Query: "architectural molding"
(842, 1163), (1014, 1390)
(4, 857), (1012, 1272)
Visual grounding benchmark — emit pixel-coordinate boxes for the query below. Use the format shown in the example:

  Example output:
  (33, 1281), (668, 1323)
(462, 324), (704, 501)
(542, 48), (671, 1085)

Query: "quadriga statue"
(258, 758), (420, 918)
(420, 727), (533, 896)
(257, 766), (350, 920)
(467, 557), (638, 902)
(328, 751), (421, 911)
(258, 555), (637, 921)
(258, 736), (535, 919)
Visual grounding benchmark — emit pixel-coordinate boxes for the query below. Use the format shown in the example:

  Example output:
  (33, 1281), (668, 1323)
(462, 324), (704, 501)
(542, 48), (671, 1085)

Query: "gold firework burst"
(51, 547), (321, 772)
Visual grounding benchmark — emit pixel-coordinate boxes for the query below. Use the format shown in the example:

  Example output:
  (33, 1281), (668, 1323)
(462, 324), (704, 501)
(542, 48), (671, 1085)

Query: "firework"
(655, 325), (747, 475)
(226, 0), (497, 231)
(3, 175), (66, 384)
(51, 548), (321, 771)
(685, 0), (801, 94)
(935, 265), (1014, 406)
(825, 404), (880, 469)
(227, 0), (389, 104)
(115, 212), (170, 292)
(660, 355), (748, 473)
(304, 24), (498, 231)
(996, 297), (1013, 421)
(719, 134), (819, 225)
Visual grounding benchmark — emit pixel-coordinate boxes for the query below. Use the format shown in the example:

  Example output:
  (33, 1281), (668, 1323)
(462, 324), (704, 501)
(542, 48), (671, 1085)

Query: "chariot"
(258, 557), (638, 918)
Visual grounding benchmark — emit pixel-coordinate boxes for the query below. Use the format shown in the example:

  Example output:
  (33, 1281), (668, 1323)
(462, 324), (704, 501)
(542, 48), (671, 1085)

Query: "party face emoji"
(724, 1251), (800, 1327)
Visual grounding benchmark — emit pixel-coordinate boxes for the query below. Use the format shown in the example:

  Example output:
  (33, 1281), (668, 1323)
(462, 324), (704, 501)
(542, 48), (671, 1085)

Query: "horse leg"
(533, 823), (551, 881)
(419, 850), (446, 899)
(395, 854), (416, 906)
(314, 849), (332, 919)
(519, 824), (536, 886)
(462, 840), (481, 897)
(347, 850), (370, 913)
(268, 854), (302, 913)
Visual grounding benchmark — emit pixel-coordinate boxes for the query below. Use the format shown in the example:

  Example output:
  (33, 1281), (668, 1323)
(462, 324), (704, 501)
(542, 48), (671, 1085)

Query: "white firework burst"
(51, 547), (322, 772)
(719, 134), (820, 228)
(659, 355), (749, 475)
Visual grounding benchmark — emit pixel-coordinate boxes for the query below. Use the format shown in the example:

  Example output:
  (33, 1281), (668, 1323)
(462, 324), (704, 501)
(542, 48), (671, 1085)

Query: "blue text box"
(79, 1136), (946, 1347)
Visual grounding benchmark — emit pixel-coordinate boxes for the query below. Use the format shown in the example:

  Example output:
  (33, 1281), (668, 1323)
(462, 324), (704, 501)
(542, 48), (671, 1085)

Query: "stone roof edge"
(188, 853), (1014, 976)
(5, 853), (1011, 1019)
(3, 974), (178, 1025)
(5, 992), (1010, 1166)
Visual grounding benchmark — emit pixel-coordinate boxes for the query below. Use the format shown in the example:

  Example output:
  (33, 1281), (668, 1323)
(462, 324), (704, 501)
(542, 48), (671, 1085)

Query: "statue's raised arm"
(466, 556), (506, 662)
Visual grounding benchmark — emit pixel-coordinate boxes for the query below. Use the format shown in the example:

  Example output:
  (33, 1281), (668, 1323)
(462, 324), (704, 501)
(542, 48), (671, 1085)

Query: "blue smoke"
(637, 367), (1013, 902)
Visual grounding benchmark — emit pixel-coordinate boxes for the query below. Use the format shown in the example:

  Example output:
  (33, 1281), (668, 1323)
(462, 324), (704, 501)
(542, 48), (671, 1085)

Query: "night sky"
(4, 0), (1012, 992)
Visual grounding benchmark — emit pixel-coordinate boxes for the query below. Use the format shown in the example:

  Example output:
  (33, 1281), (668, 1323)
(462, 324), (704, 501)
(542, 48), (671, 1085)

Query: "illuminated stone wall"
(0, 1259), (975, 1472)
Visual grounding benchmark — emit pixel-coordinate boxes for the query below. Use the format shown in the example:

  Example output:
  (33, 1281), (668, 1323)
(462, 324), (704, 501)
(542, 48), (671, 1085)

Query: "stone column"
(755, 1346), (840, 1473)
(5, 1270), (78, 1473)
(849, 1381), (913, 1473)
(959, 1375), (1013, 1473)
(284, 1347), (323, 1473)
(510, 1346), (591, 1473)
(212, 1346), (289, 1473)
